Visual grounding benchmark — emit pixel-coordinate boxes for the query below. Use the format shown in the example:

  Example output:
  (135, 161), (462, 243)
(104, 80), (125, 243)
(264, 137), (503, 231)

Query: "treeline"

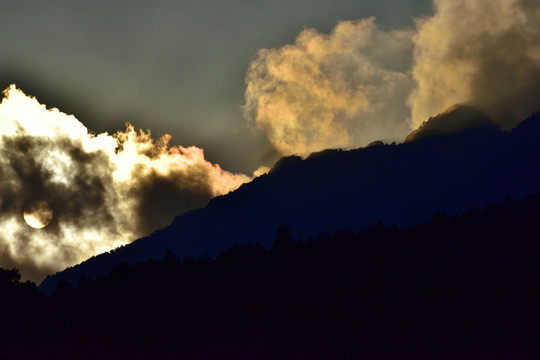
(2, 194), (540, 359)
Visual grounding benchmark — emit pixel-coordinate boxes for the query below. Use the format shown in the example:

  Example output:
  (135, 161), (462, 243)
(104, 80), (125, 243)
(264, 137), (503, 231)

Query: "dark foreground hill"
(40, 106), (540, 294)
(2, 193), (540, 359)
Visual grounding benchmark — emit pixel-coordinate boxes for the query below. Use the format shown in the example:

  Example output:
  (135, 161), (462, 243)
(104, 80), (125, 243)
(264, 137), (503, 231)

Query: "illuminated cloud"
(252, 166), (271, 178)
(409, 0), (540, 129)
(4, 0), (539, 283)
(244, 1), (540, 156)
(243, 18), (414, 156)
(0, 85), (251, 281)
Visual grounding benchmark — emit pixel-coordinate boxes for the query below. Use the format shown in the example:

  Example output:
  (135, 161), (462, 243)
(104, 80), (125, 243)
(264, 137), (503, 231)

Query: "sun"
(23, 200), (54, 229)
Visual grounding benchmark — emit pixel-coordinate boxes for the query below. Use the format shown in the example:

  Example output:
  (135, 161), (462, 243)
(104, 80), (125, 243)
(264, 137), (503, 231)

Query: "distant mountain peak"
(405, 104), (498, 143)
(268, 155), (303, 175)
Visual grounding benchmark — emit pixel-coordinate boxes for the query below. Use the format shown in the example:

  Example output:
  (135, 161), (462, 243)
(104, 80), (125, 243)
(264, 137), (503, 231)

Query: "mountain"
(5, 193), (540, 359)
(404, 104), (496, 142)
(39, 106), (540, 294)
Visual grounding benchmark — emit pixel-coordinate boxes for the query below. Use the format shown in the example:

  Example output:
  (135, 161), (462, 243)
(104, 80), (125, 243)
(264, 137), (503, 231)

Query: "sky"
(0, 0), (433, 173)
(1, 0), (539, 281)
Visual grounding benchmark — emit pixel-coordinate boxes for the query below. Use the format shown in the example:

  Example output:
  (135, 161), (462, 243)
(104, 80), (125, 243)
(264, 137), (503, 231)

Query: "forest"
(1, 193), (539, 359)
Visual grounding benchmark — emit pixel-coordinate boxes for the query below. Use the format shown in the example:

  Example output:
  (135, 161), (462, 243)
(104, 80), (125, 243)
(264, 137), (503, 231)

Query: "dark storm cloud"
(129, 167), (215, 235)
(0, 134), (123, 280)
(0, 243), (55, 286)
(0, 135), (117, 231)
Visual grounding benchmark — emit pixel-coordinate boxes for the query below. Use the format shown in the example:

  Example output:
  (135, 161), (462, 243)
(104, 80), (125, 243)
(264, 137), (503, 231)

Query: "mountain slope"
(6, 193), (540, 359)
(40, 107), (540, 294)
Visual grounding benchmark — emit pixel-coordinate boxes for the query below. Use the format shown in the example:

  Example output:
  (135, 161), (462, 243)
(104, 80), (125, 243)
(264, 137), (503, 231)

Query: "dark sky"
(0, 0), (432, 173)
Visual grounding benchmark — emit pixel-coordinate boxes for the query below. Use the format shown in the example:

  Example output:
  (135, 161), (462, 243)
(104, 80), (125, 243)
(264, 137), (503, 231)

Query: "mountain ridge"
(39, 106), (540, 294)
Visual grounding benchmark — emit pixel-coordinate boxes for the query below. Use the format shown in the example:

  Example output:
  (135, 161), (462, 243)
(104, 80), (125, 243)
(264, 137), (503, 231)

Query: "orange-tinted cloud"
(0, 85), (251, 281)
(409, 0), (540, 129)
(245, 1), (540, 157)
(243, 18), (414, 156)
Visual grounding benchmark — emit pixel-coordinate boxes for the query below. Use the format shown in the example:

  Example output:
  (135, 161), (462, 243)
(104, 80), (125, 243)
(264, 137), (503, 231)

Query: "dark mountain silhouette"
(3, 193), (540, 359)
(404, 104), (496, 142)
(40, 105), (540, 294)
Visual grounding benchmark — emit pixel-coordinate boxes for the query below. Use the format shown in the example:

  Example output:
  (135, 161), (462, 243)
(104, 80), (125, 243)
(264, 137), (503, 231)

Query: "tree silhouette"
(271, 224), (294, 253)
(2, 193), (540, 359)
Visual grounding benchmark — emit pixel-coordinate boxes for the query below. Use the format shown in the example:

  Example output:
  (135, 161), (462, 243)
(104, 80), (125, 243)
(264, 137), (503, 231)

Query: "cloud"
(409, 0), (540, 129)
(4, 0), (540, 282)
(0, 85), (251, 282)
(243, 17), (414, 156)
(244, 1), (540, 157)
(252, 166), (271, 178)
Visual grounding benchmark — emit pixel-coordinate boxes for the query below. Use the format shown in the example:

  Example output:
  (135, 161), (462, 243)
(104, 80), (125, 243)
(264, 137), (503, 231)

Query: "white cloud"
(0, 85), (251, 281)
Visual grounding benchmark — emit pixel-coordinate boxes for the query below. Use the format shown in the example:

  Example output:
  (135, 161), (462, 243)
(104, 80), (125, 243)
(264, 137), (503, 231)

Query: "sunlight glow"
(0, 85), (252, 281)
